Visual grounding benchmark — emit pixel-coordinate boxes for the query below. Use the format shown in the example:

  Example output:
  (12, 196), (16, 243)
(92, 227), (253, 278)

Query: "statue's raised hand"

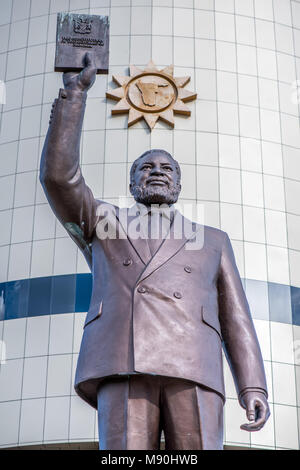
(63, 51), (97, 93)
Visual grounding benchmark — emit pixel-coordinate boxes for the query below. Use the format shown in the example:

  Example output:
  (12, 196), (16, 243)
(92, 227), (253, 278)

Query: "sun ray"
(160, 65), (174, 77)
(159, 109), (174, 128)
(106, 61), (197, 129)
(112, 75), (130, 87)
(178, 88), (197, 102)
(111, 98), (131, 114)
(106, 87), (124, 101)
(144, 114), (159, 129)
(128, 108), (143, 127)
(144, 60), (159, 73)
(174, 77), (190, 88)
(173, 99), (191, 116)
(129, 65), (143, 77)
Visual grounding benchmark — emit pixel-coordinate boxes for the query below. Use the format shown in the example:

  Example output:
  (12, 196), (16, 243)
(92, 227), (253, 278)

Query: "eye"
(163, 166), (172, 171)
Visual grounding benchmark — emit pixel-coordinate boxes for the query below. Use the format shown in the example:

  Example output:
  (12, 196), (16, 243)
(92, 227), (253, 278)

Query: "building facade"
(0, 0), (300, 449)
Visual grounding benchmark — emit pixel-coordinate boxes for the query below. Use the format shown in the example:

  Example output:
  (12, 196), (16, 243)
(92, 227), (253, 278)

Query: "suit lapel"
(136, 210), (201, 285)
(115, 206), (202, 280)
(116, 206), (152, 265)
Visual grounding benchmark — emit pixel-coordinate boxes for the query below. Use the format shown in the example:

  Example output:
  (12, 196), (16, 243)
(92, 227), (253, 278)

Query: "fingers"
(246, 398), (256, 422)
(83, 51), (97, 74)
(240, 399), (270, 432)
(84, 51), (94, 67)
(80, 51), (97, 89)
(62, 52), (97, 92)
(240, 416), (265, 432)
(62, 71), (78, 87)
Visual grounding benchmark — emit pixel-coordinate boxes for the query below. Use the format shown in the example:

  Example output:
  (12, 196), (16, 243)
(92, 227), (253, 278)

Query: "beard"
(131, 182), (181, 205)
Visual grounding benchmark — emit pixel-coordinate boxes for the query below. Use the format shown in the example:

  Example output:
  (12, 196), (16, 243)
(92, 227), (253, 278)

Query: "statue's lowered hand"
(63, 51), (97, 93)
(240, 391), (270, 432)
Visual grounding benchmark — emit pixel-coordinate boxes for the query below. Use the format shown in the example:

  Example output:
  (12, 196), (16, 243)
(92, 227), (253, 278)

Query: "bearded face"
(130, 180), (181, 205)
(129, 152), (181, 206)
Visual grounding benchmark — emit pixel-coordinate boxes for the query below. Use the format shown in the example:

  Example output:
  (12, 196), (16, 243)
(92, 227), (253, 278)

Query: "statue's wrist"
(239, 388), (268, 397)
(63, 87), (87, 96)
(238, 388), (268, 408)
(59, 88), (87, 102)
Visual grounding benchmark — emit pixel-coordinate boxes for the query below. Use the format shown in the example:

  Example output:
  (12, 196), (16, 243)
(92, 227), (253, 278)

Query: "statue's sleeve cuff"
(58, 88), (87, 103)
(238, 387), (268, 407)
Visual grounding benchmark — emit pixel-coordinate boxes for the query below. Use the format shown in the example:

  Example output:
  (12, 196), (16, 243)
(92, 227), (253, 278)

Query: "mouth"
(147, 179), (168, 186)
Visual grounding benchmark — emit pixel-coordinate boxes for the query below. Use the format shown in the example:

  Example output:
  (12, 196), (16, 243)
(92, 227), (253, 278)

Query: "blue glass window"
(51, 274), (76, 314)
(245, 279), (269, 321)
(4, 279), (29, 320)
(268, 282), (292, 324)
(0, 274), (298, 327)
(0, 283), (6, 321)
(75, 273), (92, 312)
(291, 286), (300, 326)
(28, 276), (52, 316)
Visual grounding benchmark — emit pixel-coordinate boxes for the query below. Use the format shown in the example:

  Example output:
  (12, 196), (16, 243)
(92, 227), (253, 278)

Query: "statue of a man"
(40, 53), (270, 450)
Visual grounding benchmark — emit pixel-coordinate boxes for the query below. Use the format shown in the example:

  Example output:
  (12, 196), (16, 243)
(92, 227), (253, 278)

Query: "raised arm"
(218, 232), (270, 431)
(40, 52), (99, 263)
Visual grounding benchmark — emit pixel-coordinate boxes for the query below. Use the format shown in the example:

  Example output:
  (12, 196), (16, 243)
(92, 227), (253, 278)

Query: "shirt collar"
(133, 202), (175, 221)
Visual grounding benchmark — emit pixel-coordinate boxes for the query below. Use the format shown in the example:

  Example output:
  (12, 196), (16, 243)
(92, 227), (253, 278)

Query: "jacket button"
(123, 258), (132, 266)
(184, 266), (192, 273)
(174, 291), (182, 299)
(137, 286), (146, 294)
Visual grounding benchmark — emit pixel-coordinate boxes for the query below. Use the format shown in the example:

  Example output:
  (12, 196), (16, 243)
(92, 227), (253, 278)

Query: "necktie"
(147, 211), (165, 256)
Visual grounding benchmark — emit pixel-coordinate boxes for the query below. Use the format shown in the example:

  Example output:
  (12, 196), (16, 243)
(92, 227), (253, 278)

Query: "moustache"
(146, 177), (169, 186)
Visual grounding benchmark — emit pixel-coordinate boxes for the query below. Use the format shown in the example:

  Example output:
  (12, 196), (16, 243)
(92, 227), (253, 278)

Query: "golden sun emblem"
(106, 61), (197, 130)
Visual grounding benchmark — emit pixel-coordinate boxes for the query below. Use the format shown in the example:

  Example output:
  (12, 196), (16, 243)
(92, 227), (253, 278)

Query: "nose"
(150, 165), (164, 175)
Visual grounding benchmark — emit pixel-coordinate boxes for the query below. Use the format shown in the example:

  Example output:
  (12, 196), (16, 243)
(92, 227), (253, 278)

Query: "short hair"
(129, 149), (181, 185)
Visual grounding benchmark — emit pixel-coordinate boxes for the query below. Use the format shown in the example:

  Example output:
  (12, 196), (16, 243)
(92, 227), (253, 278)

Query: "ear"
(129, 183), (133, 195)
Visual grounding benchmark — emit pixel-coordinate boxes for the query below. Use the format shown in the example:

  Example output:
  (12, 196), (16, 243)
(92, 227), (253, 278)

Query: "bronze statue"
(40, 52), (270, 450)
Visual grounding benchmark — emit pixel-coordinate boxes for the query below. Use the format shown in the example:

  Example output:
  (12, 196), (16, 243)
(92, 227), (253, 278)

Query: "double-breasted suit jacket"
(40, 88), (268, 410)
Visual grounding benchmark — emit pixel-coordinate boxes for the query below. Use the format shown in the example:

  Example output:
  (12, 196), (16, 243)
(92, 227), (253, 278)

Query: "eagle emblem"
(73, 17), (92, 34)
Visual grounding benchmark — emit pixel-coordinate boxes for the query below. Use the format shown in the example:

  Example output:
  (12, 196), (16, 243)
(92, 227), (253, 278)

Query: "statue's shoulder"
(203, 224), (226, 238)
(200, 223), (228, 251)
(94, 199), (119, 216)
(178, 211), (227, 249)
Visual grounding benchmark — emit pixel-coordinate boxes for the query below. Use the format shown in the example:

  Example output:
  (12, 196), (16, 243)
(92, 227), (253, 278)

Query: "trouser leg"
(97, 375), (161, 450)
(161, 378), (224, 450)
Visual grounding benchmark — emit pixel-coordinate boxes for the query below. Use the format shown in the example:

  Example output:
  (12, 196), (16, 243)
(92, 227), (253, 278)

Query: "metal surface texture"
(40, 64), (269, 449)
